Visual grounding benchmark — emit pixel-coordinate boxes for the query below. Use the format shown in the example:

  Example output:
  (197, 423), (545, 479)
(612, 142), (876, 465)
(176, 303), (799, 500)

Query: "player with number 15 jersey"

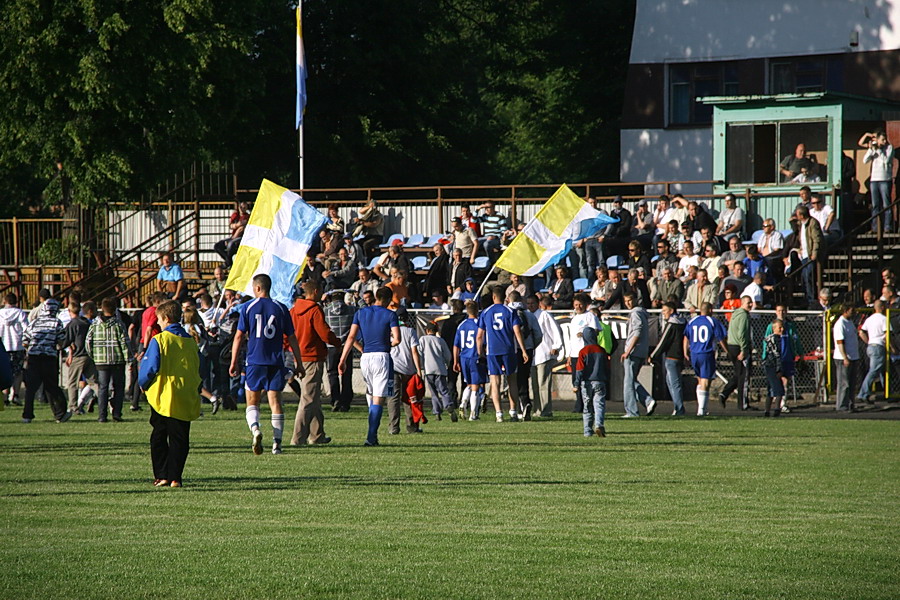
(454, 314), (486, 385)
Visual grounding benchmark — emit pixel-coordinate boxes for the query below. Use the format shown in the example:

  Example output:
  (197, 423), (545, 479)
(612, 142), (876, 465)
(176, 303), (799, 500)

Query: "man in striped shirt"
(476, 201), (509, 265)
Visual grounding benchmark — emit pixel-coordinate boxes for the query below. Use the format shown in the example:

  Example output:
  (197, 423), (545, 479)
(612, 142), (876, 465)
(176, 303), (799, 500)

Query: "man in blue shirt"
(229, 274), (302, 455)
(339, 286), (400, 446)
(476, 288), (528, 422)
(682, 302), (728, 416)
(453, 301), (487, 420)
(156, 251), (185, 301)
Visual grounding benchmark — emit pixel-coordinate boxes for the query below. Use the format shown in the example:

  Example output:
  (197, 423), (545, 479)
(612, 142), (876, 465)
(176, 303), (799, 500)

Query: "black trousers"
(569, 357), (583, 413)
(326, 346), (353, 410)
(149, 407), (191, 482)
(721, 344), (751, 408)
(515, 349), (534, 410)
(24, 355), (66, 420)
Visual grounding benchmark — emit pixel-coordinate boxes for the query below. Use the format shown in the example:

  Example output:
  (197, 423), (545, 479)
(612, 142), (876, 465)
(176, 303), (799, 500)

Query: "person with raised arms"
(338, 287), (401, 446)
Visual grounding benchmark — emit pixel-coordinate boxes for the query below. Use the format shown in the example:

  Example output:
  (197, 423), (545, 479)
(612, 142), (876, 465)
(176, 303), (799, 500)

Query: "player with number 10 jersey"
(684, 313), (726, 379)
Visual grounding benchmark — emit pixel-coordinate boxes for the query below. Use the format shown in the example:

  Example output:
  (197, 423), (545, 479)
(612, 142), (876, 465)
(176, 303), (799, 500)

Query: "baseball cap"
(451, 217), (462, 224)
(464, 277), (474, 283)
(612, 195), (624, 204)
(343, 232), (353, 239)
(391, 238), (404, 246)
(637, 199), (648, 207)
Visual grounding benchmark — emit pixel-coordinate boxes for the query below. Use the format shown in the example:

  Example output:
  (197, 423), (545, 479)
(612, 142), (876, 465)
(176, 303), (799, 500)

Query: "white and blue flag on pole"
(225, 179), (327, 307)
(295, 5), (307, 129)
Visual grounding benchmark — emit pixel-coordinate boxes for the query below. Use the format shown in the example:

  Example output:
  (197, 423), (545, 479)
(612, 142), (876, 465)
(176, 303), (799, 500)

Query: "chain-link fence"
(827, 307), (900, 401)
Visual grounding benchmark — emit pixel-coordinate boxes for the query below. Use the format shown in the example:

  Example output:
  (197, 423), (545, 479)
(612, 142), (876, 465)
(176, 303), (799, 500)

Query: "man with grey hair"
(816, 287), (832, 312)
(653, 266), (685, 308)
(796, 205), (824, 309)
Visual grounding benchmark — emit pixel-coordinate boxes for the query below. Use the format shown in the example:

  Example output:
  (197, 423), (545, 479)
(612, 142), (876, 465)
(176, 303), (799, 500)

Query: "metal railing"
(0, 218), (81, 266)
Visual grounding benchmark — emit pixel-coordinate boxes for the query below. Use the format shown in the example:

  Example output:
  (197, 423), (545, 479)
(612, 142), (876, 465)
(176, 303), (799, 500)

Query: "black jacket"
(650, 313), (686, 362)
(424, 253), (450, 297)
(603, 279), (651, 310)
(609, 208), (633, 237)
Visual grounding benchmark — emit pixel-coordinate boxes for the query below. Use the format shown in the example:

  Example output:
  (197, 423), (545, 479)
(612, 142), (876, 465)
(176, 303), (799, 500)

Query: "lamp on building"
(850, 30), (859, 48)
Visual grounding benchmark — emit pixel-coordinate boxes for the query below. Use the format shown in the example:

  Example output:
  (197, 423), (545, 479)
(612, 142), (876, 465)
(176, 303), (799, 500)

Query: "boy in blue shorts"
(453, 301), (487, 420)
(476, 288), (528, 422)
(229, 274), (302, 455)
(338, 287), (400, 446)
(683, 302), (727, 416)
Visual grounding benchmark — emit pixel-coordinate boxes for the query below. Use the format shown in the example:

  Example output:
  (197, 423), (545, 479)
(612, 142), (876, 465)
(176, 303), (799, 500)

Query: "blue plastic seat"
(411, 256), (427, 270)
(572, 277), (589, 291)
(419, 234), (444, 248)
(365, 256), (380, 271)
(751, 229), (764, 244)
(378, 233), (405, 249)
(472, 256), (489, 269)
(405, 234), (425, 247)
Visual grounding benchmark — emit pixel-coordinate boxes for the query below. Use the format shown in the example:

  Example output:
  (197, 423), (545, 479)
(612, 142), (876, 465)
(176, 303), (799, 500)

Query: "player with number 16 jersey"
(238, 295), (294, 389)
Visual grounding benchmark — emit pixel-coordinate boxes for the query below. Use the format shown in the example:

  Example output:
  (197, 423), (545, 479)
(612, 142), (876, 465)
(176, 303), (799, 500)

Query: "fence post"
(193, 164), (200, 276)
(510, 186), (517, 229)
(437, 188), (444, 233)
(12, 217), (18, 268)
(136, 251), (143, 305)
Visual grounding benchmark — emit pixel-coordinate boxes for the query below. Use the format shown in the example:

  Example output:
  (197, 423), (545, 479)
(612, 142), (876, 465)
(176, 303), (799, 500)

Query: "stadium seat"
(405, 233), (425, 247)
(472, 256), (489, 269)
(366, 256), (380, 271)
(378, 233), (405, 248)
(572, 277), (589, 291)
(751, 229), (764, 244)
(606, 256), (621, 269)
(779, 229), (791, 239)
(419, 233), (444, 248)
(411, 256), (427, 270)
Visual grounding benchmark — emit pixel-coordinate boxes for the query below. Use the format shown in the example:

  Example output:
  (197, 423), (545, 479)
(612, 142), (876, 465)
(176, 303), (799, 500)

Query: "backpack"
(515, 307), (533, 343)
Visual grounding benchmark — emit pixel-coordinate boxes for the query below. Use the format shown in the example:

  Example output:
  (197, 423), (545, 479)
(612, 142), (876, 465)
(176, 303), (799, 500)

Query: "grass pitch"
(1, 405), (898, 600)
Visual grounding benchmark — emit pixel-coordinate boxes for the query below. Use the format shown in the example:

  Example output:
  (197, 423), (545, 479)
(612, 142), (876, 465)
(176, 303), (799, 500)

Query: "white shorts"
(360, 352), (394, 398)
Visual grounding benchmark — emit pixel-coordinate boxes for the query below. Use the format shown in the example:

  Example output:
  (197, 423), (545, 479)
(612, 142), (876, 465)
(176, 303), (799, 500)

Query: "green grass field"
(1, 406), (898, 600)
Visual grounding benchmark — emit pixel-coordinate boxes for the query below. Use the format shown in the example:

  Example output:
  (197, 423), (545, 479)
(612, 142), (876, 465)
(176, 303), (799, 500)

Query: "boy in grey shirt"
(420, 321), (456, 422)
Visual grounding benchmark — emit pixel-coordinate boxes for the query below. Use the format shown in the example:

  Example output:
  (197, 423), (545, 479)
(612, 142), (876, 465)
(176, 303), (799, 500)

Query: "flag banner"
(295, 6), (307, 129)
(225, 179), (327, 306)
(495, 184), (618, 276)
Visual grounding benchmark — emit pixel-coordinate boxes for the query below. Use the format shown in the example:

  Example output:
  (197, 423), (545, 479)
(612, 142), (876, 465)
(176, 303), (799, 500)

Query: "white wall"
(619, 128), (713, 195)
(631, 0), (900, 63)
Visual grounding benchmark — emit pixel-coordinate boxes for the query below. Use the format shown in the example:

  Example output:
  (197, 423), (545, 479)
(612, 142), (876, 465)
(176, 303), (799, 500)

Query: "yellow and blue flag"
(295, 5), (307, 129)
(495, 184), (618, 276)
(225, 179), (326, 306)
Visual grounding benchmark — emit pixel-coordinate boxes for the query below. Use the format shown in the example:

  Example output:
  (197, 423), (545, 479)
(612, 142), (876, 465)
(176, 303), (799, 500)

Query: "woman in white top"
(859, 130), (895, 233)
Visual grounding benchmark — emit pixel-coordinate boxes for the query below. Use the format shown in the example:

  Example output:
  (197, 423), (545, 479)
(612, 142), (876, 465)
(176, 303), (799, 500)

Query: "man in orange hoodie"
(289, 281), (340, 445)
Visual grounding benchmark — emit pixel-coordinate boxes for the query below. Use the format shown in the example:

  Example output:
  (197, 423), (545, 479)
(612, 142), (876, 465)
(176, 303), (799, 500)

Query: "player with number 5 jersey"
(230, 274), (302, 455)
(476, 288), (529, 422)
(683, 302), (727, 416)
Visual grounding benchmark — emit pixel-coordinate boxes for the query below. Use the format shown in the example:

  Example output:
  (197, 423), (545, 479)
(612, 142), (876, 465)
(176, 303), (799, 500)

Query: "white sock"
(509, 409), (517, 418)
(245, 405), (260, 432)
(77, 386), (94, 407)
(271, 413), (284, 444)
(697, 389), (708, 415)
(461, 388), (471, 413)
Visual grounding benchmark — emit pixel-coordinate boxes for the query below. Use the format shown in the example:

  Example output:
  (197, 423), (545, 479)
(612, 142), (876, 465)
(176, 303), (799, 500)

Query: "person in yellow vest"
(139, 300), (201, 488)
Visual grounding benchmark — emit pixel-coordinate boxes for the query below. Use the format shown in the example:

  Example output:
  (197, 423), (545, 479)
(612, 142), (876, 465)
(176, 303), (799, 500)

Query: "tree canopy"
(0, 0), (634, 213)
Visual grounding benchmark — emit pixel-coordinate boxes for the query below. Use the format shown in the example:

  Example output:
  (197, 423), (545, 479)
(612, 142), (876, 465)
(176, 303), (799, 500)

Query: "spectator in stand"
(323, 246), (357, 291)
(742, 245), (768, 280)
(0, 293), (28, 406)
(348, 267), (379, 308)
(505, 273), (528, 301)
(316, 228), (343, 270)
(325, 203), (344, 234)
(859, 130), (895, 233)
(720, 236), (747, 270)
(701, 243), (723, 285)
(604, 196), (633, 259)
(720, 262), (751, 301)
(632, 200), (654, 243)
(684, 268), (717, 314)
(698, 225), (725, 256)
(349, 199), (385, 259)
(589, 267), (609, 303)
(157, 252), (186, 301)
(742, 271), (765, 309)
(758, 218), (785, 281)
(449, 217), (479, 264)
(342, 232), (364, 267)
(721, 286), (741, 318)
(686, 202), (717, 239)
(863, 288), (876, 308)
(795, 205), (825, 309)
(678, 221), (694, 256)
(549, 266), (574, 310)
(882, 268), (896, 289)
(604, 268), (650, 310)
(716, 193), (744, 241)
(816, 287), (833, 312)
(448, 248), (472, 297)
(652, 195), (676, 242)
(652, 267), (685, 308)
(373, 242), (412, 282)
(194, 264), (228, 304)
(780, 143), (817, 182)
(458, 205), (480, 235)
(719, 294), (753, 410)
(22, 297), (68, 423)
(475, 201), (509, 264)
(663, 220), (685, 255)
(810, 193), (841, 246)
(626, 240), (652, 280)
(423, 243), (450, 302)
(857, 299), (887, 404)
(832, 303), (859, 412)
(649, 301), (686, 415)
(458, 278), (477, 302)
(653, 239), (679, 277)
(676, 240), (700, 280)
(214, 200), (250, 267)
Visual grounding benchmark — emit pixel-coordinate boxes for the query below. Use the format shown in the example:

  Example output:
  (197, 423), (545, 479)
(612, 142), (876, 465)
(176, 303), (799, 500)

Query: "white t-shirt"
(567, 311), (601, 358)
(833, 316), (860, 361)
(860, 312), (887, 346)
(678, 254), (700, 274)
(810, 204), (834, 233)
(865, 144), (894, 182)
(654, 207), (675, 234)
(742, 282), (762, 305)
(718, 207), (744, 233)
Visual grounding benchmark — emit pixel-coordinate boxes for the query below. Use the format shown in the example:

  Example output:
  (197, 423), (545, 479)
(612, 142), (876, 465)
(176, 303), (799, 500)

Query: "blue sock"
(367, 404), (383, 443)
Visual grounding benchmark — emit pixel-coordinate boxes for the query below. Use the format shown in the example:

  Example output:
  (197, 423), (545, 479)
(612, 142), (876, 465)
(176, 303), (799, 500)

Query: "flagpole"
(298, 124), (304, 190)
(297, 1), (305, 190)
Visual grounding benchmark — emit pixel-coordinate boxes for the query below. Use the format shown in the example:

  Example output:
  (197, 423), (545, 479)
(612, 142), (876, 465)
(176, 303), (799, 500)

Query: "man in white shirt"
(809, 193), (841, 244)
(530, 295), (563, 418)
(567, 293), (601, 413)
(742, 271), (765, 309)
(857, 300), (887, 404)
(676, 240), (700, 280)
(652, 196), (675, 238)
(860, 130), (895, 233)
(832, 304), (859, 412)
(716, 194), (744, 241)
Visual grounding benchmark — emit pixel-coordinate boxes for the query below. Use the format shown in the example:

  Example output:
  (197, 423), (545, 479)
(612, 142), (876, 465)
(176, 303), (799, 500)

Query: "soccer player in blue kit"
(453, 301), (487, 420)
(682, 302), (728, 416)
(229, 274), (303, 455)
(476, 288), (529, 422)
(338, 287), (400, 446)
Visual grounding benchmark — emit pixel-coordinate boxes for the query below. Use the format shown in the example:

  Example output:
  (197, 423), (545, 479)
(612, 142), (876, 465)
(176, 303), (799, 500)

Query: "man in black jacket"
(423, 243), (450, 302)
(649, 302), (686, 415)
(603, 196), (633, 260)
(604, 268), (651, 310)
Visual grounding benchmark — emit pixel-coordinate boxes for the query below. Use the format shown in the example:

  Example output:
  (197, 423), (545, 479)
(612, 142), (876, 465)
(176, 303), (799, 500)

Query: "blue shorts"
(460, 357), (487, 386)
(486, 353), (517, 377)
(245, 364), (287, 392)
(690, 352), (717, 380)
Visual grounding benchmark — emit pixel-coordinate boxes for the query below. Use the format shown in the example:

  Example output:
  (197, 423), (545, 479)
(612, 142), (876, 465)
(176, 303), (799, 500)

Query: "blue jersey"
(454, 318), (480, 360)
(685, 315), (726, 355)
(237, 297), (293, 366)
(476, 303), (520, 356)
(353, 305), (399, 353)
